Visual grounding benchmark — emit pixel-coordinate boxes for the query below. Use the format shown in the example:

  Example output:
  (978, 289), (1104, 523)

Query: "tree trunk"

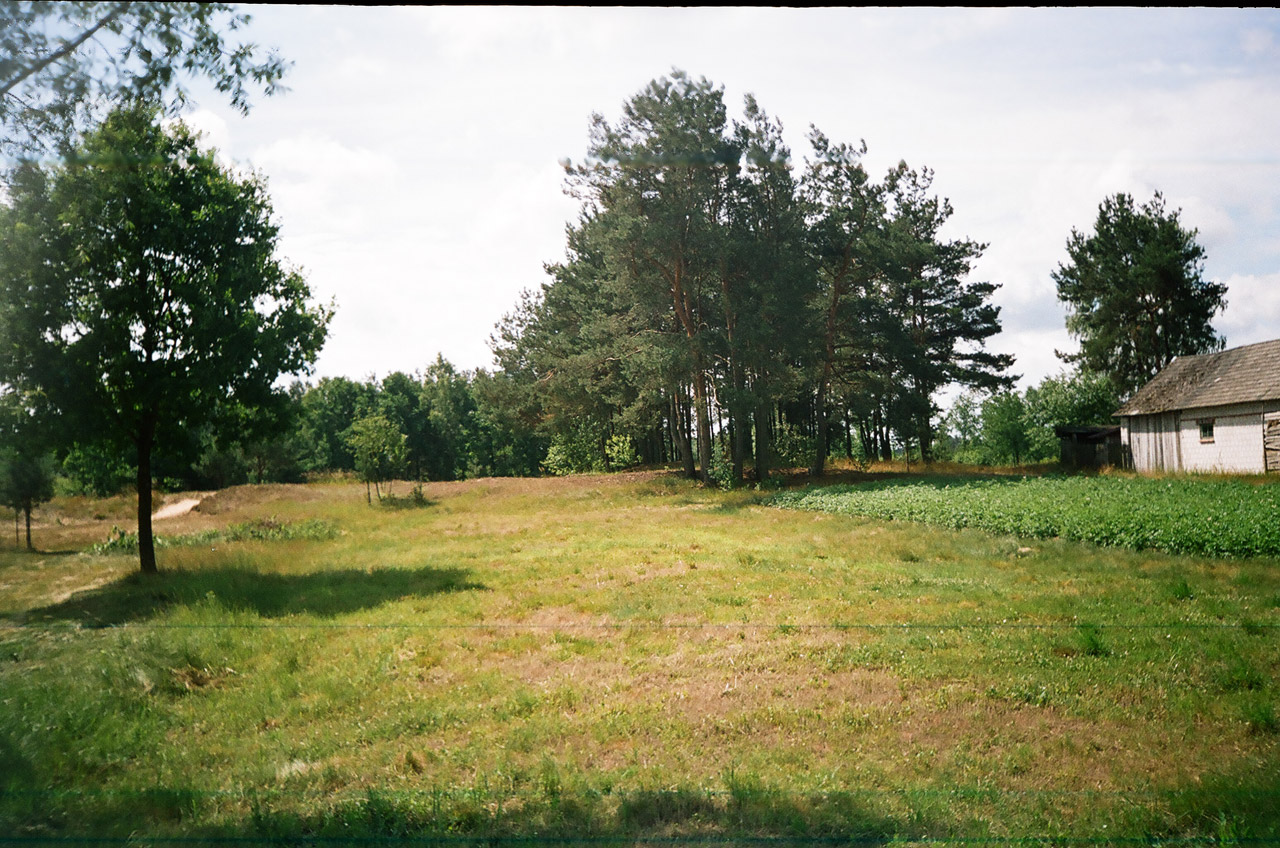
(729, 365), (746, 485)
(692, 367), (712, 484)
(753, 399), (772, 482)
(23, 504), (32, 551)
(810, 381), (829, 477)
(670, 393), (696, 480)
(136, 422), (158, 575)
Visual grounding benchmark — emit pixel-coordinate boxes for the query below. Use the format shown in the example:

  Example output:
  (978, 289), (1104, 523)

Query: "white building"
(1115, 338), (1280, 474)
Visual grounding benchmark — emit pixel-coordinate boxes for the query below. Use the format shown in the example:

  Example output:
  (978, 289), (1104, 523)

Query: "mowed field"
(0, 470), (1277, 845)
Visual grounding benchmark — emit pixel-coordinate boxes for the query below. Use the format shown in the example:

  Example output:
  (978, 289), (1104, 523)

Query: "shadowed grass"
(15, 564), (484, 626)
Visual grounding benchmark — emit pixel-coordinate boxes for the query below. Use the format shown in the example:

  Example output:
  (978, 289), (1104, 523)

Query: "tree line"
(490, 72), (1015, 485)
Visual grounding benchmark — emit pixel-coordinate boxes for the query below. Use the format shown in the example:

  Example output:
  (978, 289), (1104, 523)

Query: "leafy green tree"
(345, 413), (406, 503)
(1023, 369), (1120, 460)
(803, 141), (1012, 470)
(0, 447), (54, 550)
(492, 73), (1012, 482)
(298, 377), (375, 473)
(0, 104), (330, 573)
(0, 394), (53, 550)
(935, 391), (983, 462)
(364, 371), (434, 481)
(980, 392), (1031, 465)
(723, 98), (812, 483)
(60, 442), (132, 496)
(1053, 192), (1227, 397)
(874, 164), (1014, 459)
(0, 2), (287, 153)
(802, 128), (883, 476)
(468, 368), (547, 478)
(420, 355), (480, 482)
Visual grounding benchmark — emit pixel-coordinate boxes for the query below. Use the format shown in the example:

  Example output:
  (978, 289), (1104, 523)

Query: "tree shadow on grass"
(3, 783), (930, 846)
(14, 564), (486, 627)
(1163, 758), (1280, 840)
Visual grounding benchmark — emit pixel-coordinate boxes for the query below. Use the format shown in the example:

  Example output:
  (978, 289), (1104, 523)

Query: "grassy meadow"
(1, 469), (1278, 845)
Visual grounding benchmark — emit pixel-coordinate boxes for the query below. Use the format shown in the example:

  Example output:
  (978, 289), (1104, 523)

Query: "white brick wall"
(1177, 403), (1266, 474)
(1123, 402), (1274, 474)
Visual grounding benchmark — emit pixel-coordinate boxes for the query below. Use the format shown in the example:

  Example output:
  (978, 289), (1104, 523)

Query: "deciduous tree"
(980, 391), (1031, 466)
(1022, 368), (1119, 460)
(0, 394), (54, 550)
(0, 1), (287, 154)
(345, 413), (406, 503)
(0, 104), (330, 573)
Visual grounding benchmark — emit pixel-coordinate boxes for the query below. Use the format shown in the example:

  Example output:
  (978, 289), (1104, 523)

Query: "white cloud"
(1218, 273), (1280, 348)
(1240, 27), (1275, 57)
(253, 133), (395, 182)
(249, 132), (399, 239)
(166, 109), (233, 166)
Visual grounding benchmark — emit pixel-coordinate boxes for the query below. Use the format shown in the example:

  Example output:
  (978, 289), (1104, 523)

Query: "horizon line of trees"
(20, 357), (1126, 511)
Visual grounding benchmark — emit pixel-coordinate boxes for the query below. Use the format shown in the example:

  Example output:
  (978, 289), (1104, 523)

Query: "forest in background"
(2, 56), (1227, 523)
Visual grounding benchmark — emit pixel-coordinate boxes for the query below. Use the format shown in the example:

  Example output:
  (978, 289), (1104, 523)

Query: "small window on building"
(1199, 419), (1215, 443)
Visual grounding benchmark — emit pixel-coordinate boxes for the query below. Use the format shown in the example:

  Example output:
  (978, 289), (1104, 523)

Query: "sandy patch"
(152, 498), (201, 520)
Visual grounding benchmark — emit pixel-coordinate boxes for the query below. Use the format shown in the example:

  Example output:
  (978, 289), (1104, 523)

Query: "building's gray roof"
(1115, 338), (1280, 416)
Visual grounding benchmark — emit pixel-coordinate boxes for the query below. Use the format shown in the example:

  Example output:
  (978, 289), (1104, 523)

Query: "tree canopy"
(494, 71), (1013, 483)
(0, 393), (54, 549)
(346, 413), (406, 503)
(0, 104), (330, 572)
(1053, 192), (1227, 398)
(0, 1), (288, 154)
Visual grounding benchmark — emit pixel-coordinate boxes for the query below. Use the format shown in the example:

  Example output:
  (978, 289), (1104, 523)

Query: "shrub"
(605, 435), (640, 471)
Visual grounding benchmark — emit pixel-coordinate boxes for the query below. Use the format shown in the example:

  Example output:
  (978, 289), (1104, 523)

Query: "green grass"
(0, 472), (1277, 844)
(773, 473), (1280, 558)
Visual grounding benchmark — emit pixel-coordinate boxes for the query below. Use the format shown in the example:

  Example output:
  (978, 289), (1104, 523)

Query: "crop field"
(773, 474), (1280, 559)
(0, 471), (1278, 845)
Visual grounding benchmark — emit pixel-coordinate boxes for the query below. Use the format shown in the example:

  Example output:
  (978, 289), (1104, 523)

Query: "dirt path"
(152, 498), (201, 520)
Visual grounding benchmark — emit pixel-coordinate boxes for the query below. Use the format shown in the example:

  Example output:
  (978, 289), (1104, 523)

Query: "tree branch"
(0, 3), (130, 98)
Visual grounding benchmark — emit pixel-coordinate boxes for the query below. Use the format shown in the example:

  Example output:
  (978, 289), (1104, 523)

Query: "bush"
(771, 422), (815, 470)
(543, 425), (604, 476)
(605, 434), (640, 471)
(709, 440), (735, 490)
(62, 443), (133, 496)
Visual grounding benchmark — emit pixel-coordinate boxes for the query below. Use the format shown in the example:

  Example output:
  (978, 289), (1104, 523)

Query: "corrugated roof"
(1115, 338), (1280, 416)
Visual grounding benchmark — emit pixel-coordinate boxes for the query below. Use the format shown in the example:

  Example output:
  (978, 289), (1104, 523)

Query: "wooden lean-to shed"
(1114, 338), (1280, 474)
(1054, 425), (1123, 470)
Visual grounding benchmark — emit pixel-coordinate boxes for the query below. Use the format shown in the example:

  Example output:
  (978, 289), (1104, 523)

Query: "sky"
(176, 6), (1280, 392)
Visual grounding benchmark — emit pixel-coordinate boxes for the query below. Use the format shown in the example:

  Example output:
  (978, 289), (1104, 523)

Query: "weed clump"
(89, 517), (339, 555)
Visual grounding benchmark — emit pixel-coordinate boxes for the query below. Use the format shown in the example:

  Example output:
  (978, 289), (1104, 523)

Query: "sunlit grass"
(0, 471), (1277, 843)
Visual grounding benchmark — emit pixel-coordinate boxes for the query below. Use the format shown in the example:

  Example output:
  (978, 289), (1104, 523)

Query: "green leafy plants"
(774, 475), (1280, 559)
(89, 518), (339, 555)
